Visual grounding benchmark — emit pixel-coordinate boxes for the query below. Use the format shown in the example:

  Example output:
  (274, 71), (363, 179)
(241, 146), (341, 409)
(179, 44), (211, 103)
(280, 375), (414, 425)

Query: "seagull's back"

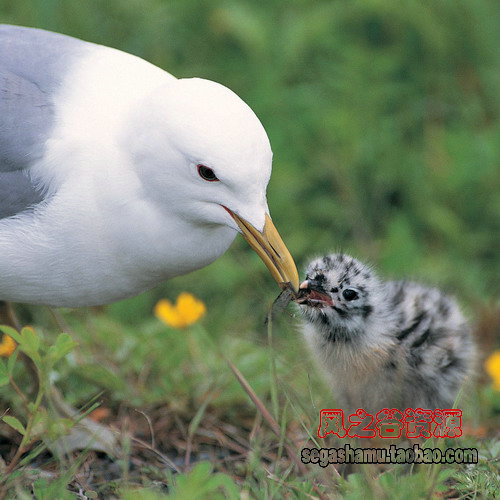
(0, 24), (172, 174)
(0, 25), (170, 214)
(0, 25), (90, 218)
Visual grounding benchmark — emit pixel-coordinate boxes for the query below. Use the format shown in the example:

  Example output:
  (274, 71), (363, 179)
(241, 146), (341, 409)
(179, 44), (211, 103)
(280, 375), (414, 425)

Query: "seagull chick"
(296, 253), (475, 414)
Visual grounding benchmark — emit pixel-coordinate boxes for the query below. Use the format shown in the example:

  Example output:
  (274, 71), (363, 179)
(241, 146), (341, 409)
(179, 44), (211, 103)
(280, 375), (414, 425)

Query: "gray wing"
(0, 25), (92, 218)
(0, 171), (43, 219)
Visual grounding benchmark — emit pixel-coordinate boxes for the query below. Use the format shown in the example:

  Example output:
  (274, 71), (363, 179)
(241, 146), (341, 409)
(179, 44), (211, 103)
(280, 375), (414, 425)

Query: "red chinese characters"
(318, 409), (347, 438)
(433, 409), (463, 438)
(375, 408), (405, 438)
(317, 408), (463, 439)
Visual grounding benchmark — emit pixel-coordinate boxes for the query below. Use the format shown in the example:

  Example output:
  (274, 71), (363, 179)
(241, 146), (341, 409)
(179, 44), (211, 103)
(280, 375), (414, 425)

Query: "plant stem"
(2, 368), (45, 478)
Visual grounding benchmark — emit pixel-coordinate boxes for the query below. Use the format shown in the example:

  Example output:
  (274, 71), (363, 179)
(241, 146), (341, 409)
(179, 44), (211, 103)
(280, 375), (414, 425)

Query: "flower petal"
(485, 350), (500, 392)
(154, 299), (184, 329)
(0, 334), (16, 357)
(176, 292), (206, 327)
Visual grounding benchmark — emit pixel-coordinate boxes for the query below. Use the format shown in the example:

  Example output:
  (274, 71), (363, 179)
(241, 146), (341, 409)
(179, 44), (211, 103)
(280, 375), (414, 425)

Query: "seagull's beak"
(226, 210), (299, 293)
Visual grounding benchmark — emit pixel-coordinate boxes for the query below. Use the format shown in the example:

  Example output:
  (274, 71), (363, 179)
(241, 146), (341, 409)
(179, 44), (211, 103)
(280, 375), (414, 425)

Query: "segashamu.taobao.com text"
(301, 444), (478, 466)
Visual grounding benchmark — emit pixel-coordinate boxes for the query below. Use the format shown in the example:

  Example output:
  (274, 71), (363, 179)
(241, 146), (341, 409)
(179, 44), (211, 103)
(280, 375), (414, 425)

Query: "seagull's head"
(125, 77), (298, 291)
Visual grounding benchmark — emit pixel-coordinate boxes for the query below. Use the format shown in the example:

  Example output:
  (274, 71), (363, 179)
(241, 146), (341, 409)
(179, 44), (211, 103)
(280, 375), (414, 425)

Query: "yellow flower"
(485, 350), (500, 392)
(0, 334), (16, 357)
(154, 292), (206, 329)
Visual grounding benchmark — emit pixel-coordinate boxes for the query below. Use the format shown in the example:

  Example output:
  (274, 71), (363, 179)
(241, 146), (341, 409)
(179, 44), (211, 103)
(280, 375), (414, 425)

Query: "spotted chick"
(297, 253), (475, 414)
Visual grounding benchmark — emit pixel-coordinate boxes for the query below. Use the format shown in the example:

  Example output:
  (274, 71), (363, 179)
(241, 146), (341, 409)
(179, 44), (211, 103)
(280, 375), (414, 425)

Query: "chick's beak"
(227, 211), (299, 293)
(296, 279), (334, 307)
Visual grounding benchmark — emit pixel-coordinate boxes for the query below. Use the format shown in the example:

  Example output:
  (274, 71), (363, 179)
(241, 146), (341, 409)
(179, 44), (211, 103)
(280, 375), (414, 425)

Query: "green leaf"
(47, 333), (77, 365)
(168, 462), (239, 499)
(31, 408), (48, 438)
(14, 327), (42, 365)
(0, 359), (8, 387)
(32, 478), (50, 500)
(32, 477), (75, 500)
(2, 415), (26, 435)
(7, 349), (18, 375)
(0, 325), (21, 343)
(21, 326), (40, 352)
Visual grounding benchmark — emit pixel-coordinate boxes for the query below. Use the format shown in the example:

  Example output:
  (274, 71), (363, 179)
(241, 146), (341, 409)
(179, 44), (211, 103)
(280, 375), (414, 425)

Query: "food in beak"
(295, 281), (334, 308)
(227, 211), (299, 293)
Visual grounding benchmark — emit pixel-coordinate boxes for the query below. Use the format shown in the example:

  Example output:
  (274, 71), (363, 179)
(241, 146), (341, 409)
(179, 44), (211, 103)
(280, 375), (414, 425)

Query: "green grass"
(1, 0), (499, 497)
(0, 310), (498, 498)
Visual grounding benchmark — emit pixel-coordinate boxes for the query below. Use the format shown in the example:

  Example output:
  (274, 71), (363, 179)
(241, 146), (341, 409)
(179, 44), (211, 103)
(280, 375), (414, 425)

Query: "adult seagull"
(0, 25), (299, 308)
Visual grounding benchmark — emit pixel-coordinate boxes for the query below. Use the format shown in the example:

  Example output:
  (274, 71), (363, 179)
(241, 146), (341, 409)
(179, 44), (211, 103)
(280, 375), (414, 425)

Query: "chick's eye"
(197, 164), (219, 182)
(342, 289), (358, 301)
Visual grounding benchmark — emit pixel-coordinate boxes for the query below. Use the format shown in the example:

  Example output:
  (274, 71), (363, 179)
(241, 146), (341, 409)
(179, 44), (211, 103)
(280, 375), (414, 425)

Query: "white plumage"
(0, 25), (298, 306)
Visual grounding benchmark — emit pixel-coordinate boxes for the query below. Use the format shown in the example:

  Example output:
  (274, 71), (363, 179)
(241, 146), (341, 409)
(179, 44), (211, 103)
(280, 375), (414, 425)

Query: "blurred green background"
(2, 0), (498, 333)
(1, 3), (499, 495)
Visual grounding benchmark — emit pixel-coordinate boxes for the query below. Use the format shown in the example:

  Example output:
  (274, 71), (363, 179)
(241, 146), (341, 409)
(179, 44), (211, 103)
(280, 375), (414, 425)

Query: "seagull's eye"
(342, 289), (358, 301)
(197, 164), (219, 182)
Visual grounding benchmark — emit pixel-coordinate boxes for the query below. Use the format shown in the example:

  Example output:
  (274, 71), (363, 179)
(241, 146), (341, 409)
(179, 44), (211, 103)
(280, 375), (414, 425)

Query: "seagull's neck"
(101, 189), (237, 282)
(0, 153), (236, 306)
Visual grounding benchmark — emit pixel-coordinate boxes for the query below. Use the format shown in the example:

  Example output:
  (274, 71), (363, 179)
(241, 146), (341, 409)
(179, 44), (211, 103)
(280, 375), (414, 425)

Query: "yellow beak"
(228, 211), (299, 293)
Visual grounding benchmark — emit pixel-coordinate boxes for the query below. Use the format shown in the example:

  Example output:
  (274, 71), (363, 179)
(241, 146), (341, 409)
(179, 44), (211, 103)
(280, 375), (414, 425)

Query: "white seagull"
(0, 25), (299, 308)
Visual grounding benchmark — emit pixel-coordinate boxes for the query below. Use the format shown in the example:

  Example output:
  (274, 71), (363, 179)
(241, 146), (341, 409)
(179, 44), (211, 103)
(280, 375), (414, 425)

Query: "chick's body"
(298, 254), (475, 415)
